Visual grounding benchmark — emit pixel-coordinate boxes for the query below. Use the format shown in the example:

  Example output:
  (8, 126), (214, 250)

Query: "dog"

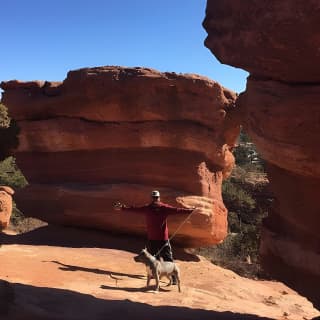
(133, 248), (181, 292)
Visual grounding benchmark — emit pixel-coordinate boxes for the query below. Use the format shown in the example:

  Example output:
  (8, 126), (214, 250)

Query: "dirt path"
(0, 226), (319, 320)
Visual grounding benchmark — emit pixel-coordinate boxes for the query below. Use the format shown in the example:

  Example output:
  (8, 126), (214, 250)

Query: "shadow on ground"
(47, 260), (145, 280)
(0, 280), (274, 320)
(0, 224), (200, 261)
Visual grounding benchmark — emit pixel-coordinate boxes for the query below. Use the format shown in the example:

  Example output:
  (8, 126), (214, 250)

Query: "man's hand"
(113, 202), (125, 211)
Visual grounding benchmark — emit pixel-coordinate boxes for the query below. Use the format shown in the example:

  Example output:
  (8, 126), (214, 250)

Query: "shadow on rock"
(47, 260), (145, 280)
(100, 284), (154, 293)
(1, 280), (274, 320)
(0, 225), (200, 262)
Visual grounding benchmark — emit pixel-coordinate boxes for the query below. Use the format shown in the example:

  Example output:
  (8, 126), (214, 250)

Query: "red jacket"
(123, 201), (193, 240)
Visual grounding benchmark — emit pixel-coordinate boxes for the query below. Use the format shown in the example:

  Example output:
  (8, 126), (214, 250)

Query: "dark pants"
(147, 240), (174, 262)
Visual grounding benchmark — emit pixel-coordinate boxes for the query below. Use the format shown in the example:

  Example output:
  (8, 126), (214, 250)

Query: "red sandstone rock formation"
(0, 186), (14, 230)
(204, 0), (320, 309)
(203, 0), (320, 83)
(0, 67), (237, 247)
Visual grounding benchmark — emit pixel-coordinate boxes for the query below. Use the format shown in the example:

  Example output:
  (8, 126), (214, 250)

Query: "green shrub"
(222, 179), (256, 213)
(0, 103), (10, 128)
(10, 203), (25, 226)
(0, 103), (19, 161)
(0, 156), (28, 189)
(0, 157), (28, 226)
(196, 129), (272, 279)
(227, 211), (241, 233)
(0, 103), (28, 226)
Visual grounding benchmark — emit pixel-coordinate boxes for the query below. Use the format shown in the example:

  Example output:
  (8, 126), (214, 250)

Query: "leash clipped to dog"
(153, 208), (197, 258)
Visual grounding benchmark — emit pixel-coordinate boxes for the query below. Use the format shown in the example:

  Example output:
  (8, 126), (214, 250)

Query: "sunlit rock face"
(204, 0), (320, 308)
(203, 0), (320, 83)
(0, 66), (238, 247)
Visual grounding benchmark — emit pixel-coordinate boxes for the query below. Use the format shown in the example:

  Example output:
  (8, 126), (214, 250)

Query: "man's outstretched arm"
(113, 202), (148, 213)
(162, 203), (196, 215)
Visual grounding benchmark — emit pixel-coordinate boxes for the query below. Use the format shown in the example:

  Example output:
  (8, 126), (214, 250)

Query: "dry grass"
(8, 217), (47, 234)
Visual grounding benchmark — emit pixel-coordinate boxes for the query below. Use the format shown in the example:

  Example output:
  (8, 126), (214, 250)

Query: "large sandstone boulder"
(0, 66), (238, 247)
(203, 0), (320, 83)
(204, 0), (320, 308)
(0, 186), (14, 230)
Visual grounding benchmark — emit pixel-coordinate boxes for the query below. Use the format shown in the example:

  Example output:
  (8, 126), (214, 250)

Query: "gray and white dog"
(134, 248), (181, 292)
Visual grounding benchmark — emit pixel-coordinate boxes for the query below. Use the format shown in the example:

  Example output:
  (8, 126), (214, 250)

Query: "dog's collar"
(150, 255), (157, 262)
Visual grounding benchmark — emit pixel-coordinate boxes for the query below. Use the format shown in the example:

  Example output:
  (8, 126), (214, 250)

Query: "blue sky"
(1, 0), (248, 93)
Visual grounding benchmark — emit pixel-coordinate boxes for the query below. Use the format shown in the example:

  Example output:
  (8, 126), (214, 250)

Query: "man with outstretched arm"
(114, 190), (195, 284)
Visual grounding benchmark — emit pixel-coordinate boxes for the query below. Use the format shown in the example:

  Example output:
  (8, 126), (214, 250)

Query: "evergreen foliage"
(0, 103), (20, 161)
(0, 103), (27, 225)
(196, 128), (273, 279)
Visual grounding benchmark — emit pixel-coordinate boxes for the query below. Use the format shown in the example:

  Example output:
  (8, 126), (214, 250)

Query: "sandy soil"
(0, 225), (319, 320)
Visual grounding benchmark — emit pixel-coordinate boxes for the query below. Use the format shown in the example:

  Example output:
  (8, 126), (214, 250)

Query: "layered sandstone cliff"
(0, 66), (238, 247)
(204, 0), (320, 308)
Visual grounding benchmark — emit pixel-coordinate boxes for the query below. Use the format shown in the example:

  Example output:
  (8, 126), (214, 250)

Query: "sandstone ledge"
(15, 183), (227, 247)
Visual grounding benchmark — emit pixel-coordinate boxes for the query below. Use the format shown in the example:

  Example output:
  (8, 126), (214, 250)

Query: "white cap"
(151, 190), (160, 197)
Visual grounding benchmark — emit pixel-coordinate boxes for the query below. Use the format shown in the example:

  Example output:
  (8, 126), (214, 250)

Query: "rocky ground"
(0, 225), (319, 320)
